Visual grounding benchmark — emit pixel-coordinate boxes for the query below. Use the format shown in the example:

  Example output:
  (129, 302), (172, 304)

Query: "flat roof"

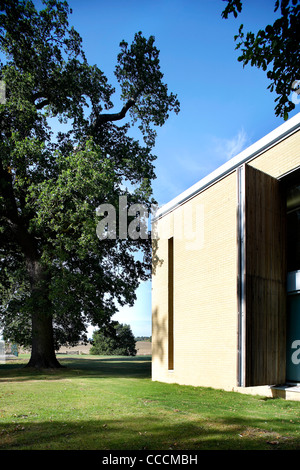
(155, 112), (300, 219)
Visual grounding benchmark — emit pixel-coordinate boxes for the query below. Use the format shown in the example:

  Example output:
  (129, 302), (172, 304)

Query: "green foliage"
(135, 336), (151, 342)
(90, 321), (137, 356)
(0, 0), (179, 352)
(222, 0), (300, 120)
(115, 31), (180, 147)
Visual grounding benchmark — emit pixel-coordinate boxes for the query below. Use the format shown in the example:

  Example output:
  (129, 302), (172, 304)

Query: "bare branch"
(93, 97), (136, 128)
(35, 99), (50, 110)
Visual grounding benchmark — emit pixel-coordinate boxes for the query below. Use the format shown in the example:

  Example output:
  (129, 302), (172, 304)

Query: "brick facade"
(152, 115), (300, 396)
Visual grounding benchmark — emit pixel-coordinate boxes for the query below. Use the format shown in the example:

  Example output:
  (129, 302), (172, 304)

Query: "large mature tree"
(222, 0), (300, 120)
(0, 0), (179, 367)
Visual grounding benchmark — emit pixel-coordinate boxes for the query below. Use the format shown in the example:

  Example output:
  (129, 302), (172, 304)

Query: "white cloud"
(153, 128), (252, 209)
(213, 128), (250, 162)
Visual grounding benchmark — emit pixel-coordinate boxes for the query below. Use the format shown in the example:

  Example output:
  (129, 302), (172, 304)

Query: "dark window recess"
(168, 237), (174, 370)
(287, 210), (300, 271)
(287, 181), (300, 272)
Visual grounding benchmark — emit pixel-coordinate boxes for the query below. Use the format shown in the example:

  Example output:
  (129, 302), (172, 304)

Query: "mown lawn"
(0, 354), (300, 451)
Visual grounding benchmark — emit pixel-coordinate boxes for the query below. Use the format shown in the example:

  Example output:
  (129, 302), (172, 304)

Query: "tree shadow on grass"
(0, 414), (299, 451)
(0, 355), (152, 382)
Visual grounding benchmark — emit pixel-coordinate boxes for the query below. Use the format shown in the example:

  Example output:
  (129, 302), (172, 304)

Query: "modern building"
(152, 113), (300, 400)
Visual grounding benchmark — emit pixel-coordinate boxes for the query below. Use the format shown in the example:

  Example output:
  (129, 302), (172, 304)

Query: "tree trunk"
(26, 309), (62, 368)
(25, 258), (62, 368)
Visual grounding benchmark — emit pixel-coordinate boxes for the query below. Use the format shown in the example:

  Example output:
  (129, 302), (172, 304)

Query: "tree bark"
(25, 258), (62, 368)
(26, 309), (62, 368)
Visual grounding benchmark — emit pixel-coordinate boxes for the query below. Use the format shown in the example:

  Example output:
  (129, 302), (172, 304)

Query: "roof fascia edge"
(155, 113), (300, 220)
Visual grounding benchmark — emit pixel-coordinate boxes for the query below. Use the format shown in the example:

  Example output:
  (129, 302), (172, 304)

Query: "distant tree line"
(135, 336), (152, 342)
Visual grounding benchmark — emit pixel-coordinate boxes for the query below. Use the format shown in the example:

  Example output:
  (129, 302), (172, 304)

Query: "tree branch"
(31, 92), (49, 110)
(93, 97), (136, 128)
(35, 99), (50, 110)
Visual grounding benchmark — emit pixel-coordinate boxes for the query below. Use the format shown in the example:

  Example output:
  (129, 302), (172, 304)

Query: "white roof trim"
(155, 112), (300, 219)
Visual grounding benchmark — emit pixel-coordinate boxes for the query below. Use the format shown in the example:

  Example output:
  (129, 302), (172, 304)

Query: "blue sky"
(67, 0), (297, 205)
(3, 0), (297, 339)
(63, 0), (300, 338)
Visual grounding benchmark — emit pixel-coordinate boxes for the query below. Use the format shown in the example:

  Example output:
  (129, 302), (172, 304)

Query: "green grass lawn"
(0, 354), (300, 451)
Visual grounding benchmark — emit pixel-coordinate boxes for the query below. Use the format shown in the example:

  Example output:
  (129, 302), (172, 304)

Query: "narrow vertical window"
(168, 237), (174, 370)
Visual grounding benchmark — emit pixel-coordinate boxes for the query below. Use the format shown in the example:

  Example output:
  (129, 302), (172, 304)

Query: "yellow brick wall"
(249, 129), (300, 177)
(152, 172), (238, 390)
(152, 128), (300, 393)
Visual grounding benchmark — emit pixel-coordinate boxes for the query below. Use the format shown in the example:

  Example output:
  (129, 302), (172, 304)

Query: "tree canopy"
(222, 0), (300, 120)
(0, 0), (179, 367)
(90, 321), (137, 357)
